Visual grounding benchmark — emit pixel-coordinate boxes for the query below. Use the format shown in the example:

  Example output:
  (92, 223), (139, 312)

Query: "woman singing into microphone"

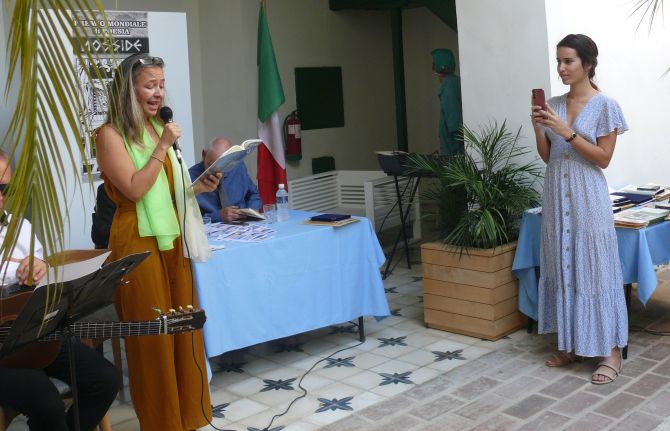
(95, 53), (221, 430)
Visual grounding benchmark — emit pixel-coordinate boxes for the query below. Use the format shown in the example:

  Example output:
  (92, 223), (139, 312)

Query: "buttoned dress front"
(537, 92), (629, 357)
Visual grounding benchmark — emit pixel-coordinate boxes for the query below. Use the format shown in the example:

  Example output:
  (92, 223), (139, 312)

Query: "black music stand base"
(64, 329), (82, 431)
(382, 176), (421, 280)
(0, 252), (149, 431)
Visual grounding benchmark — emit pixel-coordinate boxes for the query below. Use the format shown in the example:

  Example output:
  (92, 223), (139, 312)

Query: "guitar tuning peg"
(152, 307), (163, 315)
(169, 308), (176, 315)
(187, 305), (194, 310)
(179, 306), (185, 312)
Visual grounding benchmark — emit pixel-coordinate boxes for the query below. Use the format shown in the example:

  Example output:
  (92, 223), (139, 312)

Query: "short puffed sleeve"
(597, 96), (628, 137)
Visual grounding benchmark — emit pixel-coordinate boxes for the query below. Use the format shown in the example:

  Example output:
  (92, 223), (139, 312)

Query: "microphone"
(158, 106), (182, 163)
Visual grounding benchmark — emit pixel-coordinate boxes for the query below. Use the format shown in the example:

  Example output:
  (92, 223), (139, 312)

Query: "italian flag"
(257, 0), (286, 205)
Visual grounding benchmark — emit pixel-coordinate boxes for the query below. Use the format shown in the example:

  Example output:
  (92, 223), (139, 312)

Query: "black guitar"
(0, 293), (206, 369)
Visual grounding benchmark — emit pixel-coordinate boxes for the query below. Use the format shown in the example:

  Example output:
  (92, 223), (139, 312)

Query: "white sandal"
(591, 360), (621, 385)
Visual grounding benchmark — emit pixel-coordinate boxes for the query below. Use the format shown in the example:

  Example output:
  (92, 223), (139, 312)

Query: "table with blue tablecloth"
(514, 211), (670, 321)
(193, 210), (390, 361)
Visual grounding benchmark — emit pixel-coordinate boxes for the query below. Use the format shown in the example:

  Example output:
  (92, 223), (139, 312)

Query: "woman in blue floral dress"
(531, 34), (628, 384)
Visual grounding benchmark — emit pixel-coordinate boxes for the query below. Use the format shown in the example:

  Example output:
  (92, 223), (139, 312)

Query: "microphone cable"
(173, 149), (365, 430)
(260, 322), (365, 431)
(173, 141), (231, 431)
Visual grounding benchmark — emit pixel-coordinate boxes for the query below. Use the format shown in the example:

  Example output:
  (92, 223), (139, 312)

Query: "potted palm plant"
(409, 120), (542, 340)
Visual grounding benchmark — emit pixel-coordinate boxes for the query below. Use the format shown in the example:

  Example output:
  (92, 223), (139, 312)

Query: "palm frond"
(2, 1), (110, 320)
(407, 121), (543, 251)
(630, 0), (664, 34)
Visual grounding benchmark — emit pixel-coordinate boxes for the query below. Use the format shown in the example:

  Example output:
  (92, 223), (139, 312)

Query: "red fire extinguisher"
(283, 110), (302, 161)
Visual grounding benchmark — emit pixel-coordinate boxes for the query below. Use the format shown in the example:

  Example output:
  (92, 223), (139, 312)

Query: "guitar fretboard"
(54, 321), (168, 340)
(0, 320), (168, 342)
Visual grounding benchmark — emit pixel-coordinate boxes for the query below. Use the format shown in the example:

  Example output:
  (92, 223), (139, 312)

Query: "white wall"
(544, 0), (670, 187)
(456, 0), (670, 188)
(197, 0), (399, 180)
(100, 0), (204, 150)
(95, 0), (455, 178)
(456, 0), (552, 170)
(2, 1), (455, 249)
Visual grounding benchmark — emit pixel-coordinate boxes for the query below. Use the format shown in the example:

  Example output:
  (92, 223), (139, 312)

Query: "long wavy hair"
(557, 34), (599, 90)
(106, 53), (165, 147)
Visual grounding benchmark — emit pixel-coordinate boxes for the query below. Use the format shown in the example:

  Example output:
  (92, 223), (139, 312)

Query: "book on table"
(239, 208), (264, 220)
(613, 207), (670, 228)
(303, 214), (359, 228)
(310, 213), (351, 222)
(612, 184), (670, 202)
(190, 139), (263, 186)
(610, 194), (630, 205)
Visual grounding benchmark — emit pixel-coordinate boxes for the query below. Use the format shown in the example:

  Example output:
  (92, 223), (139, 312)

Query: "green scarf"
(124, 119), (180, 250)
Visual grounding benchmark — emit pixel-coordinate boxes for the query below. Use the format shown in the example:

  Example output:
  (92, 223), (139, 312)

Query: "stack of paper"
(613, 207), (669, 229)
(208, 223), (276, 242)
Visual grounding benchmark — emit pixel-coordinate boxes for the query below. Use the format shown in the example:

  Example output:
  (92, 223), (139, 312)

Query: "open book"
(39, 250), (111, 287)
(191, 139), (263, 185)
(239, 208), (264, 220)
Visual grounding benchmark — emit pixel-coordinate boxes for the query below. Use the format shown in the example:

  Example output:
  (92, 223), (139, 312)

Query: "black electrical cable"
(177, 158), (368, 430)
(176, 158), (231, 431)
(261, 321), (365, 431)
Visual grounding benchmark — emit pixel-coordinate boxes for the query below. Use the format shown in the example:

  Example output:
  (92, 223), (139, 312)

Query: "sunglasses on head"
(133, 56), (164, 68)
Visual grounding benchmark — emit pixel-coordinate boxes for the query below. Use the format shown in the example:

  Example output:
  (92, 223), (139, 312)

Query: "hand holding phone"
(532, 88), (546, 110)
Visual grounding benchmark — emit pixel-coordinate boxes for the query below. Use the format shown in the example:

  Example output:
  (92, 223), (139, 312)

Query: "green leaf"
(2, 0), (111, 328)
(407, 120), (543, 251)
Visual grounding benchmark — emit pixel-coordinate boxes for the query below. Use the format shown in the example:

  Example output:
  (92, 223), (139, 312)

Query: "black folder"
(310, 213), (351, 222)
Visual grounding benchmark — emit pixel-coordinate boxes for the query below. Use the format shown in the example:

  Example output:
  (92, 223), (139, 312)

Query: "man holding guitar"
(0, 152), (119, 431)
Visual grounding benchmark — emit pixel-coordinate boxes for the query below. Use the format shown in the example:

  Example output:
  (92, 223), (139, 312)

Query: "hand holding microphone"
(159, 106), (183, 162)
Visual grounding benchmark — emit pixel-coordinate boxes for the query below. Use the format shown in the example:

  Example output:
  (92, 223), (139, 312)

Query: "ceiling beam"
(420, 0), (457, 32)
(329, 0), (411, 11)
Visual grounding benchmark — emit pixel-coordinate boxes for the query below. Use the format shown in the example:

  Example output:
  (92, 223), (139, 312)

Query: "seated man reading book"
(189, 137), (262, 222)
(0, 151), (118, 431)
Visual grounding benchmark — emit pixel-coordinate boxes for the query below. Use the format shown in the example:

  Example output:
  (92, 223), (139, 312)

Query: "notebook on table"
(309, 213), (351, 222)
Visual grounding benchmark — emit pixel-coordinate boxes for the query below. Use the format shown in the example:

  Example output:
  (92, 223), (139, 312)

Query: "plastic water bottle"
(276, 184), (290, 222)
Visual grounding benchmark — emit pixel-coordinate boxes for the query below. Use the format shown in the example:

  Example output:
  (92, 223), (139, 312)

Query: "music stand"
(377, 152), (422, 279)
(381, 174), (422, 279)
(0, 251), (149, 431)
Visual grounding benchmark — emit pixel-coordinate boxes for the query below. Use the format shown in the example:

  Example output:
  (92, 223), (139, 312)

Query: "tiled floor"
(193, 264), (504, 431)
(8, 264), (670, 431)
(323, 266), (670, 431)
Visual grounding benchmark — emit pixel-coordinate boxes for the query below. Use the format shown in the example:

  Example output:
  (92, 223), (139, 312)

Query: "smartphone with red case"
(532, 88), (546, 109)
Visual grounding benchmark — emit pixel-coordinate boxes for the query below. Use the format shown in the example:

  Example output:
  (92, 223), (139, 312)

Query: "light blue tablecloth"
(193, 210), (390, 359)
(513, 211), (670, 320)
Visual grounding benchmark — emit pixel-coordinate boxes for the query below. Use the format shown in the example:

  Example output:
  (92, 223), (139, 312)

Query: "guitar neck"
(53, 321), (168, 340)
(0, 307), (204, 346)
(0, 320), (167, 343)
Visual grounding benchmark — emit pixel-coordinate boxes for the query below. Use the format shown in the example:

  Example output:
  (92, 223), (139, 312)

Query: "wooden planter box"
(420, 242), (526, 340)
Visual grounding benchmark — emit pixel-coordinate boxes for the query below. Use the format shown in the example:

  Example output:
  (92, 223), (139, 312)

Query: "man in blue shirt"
(189, 137), (262, 222)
